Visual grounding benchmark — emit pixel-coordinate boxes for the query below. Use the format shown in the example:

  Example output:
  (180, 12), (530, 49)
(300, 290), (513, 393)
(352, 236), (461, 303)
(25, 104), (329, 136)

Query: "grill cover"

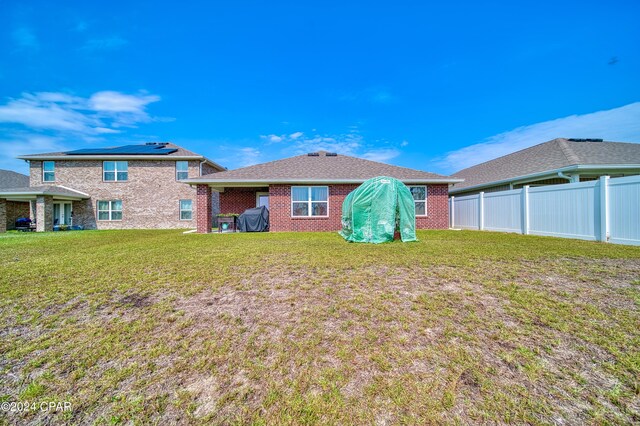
(237, 206), (269, 232)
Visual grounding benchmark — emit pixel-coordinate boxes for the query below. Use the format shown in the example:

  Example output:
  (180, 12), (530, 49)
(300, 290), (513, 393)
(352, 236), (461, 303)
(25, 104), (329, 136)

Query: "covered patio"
(0, 186), (89, 233)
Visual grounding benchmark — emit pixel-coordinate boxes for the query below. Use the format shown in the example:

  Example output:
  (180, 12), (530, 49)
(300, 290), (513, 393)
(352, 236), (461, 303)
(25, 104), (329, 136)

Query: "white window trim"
(103, 161), (128, 182)
(97, 200), (123, 221)
(410, 185), (428, 217)
(291, 186), (329, 218)
(179, 199), (193, 221)
(42, 161), (55, 182)
(256, 192), (269, 208)
(176, 161), (189, 181)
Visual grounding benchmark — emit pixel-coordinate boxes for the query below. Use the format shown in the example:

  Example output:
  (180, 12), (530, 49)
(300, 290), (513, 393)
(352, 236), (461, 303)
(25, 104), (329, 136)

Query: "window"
(103, 161), (128, 181)
(291, 186), (328, 217)
(180, 199), (193, 220)
(43, 161), (55, 182)
(176, 161), (189, 180)
(97, 200), (122, 221)
(409, 186), (427, 216)
(256, 192), (269, 209)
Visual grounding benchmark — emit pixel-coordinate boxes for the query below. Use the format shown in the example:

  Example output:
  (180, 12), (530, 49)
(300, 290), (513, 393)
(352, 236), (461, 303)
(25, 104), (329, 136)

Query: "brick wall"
(29, 160), (219, 230)
(217, 183), (451, 232)
(219, 187), (268, 214)
(268, 184), (358, 232)
(416, 184), (449, 229)
(0, 199), (5, 233)
(36, 195), (53, 232)
(5, 201), (30, 230)
(196, 185), (212, 233)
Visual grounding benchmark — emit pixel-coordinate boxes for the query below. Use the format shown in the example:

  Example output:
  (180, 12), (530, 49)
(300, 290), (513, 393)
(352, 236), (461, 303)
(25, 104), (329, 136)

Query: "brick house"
(0, 143), (224, 232)
(185, 151), (462, 233)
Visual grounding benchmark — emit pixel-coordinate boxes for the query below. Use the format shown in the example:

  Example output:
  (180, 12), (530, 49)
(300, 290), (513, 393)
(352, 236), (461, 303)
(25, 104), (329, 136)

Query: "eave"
(16, 155), (226, 172)
(183, 177), (464, 187)
(449, 164), (640, 194)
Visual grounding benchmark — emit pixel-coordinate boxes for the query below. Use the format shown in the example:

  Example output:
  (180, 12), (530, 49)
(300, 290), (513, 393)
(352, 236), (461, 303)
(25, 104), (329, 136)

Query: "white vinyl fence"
(449, 175), (640, 246)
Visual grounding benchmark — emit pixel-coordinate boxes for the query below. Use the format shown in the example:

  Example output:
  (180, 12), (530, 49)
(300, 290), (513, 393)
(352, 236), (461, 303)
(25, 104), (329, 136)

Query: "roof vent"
(567, 138), (603, 142)
(326, 152), (338, 156)
(307, 152), (319, 156)
(145, 142), (158, 145)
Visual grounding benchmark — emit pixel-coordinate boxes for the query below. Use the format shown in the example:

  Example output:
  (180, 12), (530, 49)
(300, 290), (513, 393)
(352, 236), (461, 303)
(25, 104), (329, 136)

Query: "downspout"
(199, 160), (206, 176)
(557, 171), (572, 181)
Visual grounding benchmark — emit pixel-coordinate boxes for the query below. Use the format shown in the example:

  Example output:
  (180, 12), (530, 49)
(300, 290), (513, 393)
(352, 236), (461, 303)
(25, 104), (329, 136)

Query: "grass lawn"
(0, 230), (639, 425)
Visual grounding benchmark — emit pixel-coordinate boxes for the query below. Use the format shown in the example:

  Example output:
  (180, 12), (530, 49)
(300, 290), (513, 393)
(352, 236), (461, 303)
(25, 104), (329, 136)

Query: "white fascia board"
(18, 154), (226, 172)
(184, 178), (464, 186)
(572, 164), (640, 171)
(0, 191), (86, 200)
(56, 185), (91, 197)
(449, 164), (640, 194)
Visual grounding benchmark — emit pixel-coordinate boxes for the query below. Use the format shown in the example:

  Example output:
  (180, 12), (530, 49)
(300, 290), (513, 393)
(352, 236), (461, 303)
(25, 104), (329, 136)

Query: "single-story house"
(450, 138), (640, 196)
(185, 150), (462, 233)
(0, 169), (31, 231)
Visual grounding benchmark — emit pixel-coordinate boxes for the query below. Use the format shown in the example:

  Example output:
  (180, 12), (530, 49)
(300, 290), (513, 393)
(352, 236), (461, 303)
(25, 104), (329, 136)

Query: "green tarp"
(339, 176), (418, 243)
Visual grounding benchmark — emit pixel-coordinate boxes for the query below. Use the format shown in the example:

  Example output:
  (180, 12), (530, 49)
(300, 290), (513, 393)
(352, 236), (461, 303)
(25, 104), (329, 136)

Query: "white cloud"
(238, 147), (262, 167)
(0, 90), (164, 173)
(0, 133), (66, 173)
(265, 129), (402, 162)
(361, 149), (401, 162)
(12, 27), (38, 50)
(223, 128), (405, 170)
(0, 95), (99, 132)
(439, 102), (640, 173)
(289, 131), (303, 140)
(89, 91), (159, 114)
(261, 134), (283, 143)
(0, 91), (162, 135)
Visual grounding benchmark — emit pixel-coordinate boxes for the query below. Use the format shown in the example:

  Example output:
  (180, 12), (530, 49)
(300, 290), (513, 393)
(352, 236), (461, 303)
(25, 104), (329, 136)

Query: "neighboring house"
(0, 169), (31, 231)
(0, 143), (225, 232)
(450, 138), (640, 196)
(185, 150), (462, 233)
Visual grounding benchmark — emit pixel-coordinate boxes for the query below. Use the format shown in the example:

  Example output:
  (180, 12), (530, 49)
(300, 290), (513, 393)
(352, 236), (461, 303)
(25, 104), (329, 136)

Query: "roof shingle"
(16, 143), (226, 171)
(0, 169), (30, 189)
(188, 151), (457, 183)
(452, 138), (640, 190)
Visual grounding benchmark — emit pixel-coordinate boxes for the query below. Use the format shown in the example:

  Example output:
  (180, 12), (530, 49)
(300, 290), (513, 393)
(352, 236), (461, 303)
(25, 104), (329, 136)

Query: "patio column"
(0, 199), (6, 233)
(36, 195), (53, 232)
(196, 184), (212, 233)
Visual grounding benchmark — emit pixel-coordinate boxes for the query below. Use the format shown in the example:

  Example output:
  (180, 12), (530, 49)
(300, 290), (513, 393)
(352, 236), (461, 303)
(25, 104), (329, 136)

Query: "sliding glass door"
(53, 202), (72, 226)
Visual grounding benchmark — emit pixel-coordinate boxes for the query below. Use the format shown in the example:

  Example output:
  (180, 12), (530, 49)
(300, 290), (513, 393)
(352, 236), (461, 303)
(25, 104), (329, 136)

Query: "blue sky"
(1, 0), (639, 175)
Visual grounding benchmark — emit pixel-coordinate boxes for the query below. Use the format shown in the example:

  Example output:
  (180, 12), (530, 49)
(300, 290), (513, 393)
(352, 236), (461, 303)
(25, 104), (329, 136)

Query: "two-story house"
(0, 143), (224, 232)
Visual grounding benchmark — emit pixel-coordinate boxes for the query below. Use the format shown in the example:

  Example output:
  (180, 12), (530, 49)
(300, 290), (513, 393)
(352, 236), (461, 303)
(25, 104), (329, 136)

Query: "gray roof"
(452, 138), (640, 191)
(0, 169), (29, 189)
(0, 185), (89, 199)
(17, 143), (226, 171)
(187, 151), (459, 184)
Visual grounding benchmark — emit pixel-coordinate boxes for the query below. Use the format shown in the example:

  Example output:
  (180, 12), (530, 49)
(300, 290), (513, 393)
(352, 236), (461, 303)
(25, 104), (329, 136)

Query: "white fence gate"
(449, 175), (640, 246)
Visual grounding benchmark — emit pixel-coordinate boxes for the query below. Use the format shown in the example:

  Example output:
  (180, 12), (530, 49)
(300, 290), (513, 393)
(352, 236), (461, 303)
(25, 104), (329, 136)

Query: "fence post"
(599, 176), (610, 242)
(450, 196), (455, 228)
(478, 192), (484, 230)
(522, 186), (530, 235)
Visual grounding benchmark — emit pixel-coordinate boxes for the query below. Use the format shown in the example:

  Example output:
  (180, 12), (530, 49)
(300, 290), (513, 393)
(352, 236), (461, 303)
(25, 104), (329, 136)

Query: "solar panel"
(65, 144), (178, 155)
